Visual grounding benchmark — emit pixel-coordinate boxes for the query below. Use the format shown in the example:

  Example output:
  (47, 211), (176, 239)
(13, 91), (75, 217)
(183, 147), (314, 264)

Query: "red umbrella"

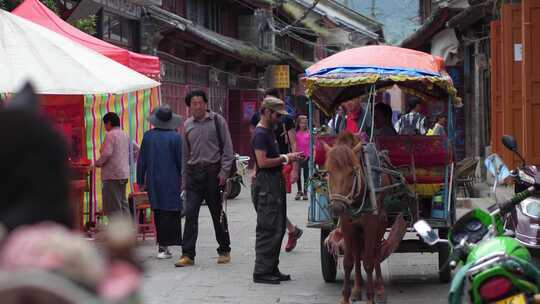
(306, 45), (446, 77)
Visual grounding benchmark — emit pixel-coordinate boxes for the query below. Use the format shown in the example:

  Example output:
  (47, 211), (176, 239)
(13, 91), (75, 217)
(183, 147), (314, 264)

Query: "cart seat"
(314, 135), (335, 166)
(376, 136), (449, 184)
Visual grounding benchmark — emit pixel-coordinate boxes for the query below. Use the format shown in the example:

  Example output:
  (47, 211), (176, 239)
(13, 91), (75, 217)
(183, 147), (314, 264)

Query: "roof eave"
(147, 6), (280, 66)
(399, 6), (461, 49)
(446, 0), (494, 30)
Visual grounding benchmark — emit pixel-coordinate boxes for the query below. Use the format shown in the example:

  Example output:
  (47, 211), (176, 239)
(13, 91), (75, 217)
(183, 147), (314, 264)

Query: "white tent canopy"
(0, 10), (160, 95)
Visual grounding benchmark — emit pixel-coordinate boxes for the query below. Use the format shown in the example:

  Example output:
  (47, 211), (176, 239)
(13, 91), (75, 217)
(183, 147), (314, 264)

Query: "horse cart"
(304, 46), (461, 286)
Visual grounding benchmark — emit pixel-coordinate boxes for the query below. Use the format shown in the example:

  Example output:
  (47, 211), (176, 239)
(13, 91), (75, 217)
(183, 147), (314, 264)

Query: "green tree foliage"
(74, 15), (97, 35)
(1, 1), (96, 36)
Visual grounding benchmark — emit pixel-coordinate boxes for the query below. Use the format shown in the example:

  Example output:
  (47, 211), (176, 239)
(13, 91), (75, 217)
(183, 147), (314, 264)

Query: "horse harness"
(328, 158), (368, 212)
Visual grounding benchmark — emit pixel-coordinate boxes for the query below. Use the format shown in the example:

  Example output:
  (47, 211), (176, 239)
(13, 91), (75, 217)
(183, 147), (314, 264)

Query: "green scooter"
(414, 157), (540, 303)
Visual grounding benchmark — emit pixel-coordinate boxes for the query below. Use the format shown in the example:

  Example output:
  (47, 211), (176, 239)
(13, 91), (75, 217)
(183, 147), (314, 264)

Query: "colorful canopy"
(12, 0), (160, 78)
(0, 10), (160, 94)
(303, 45), (460, 115)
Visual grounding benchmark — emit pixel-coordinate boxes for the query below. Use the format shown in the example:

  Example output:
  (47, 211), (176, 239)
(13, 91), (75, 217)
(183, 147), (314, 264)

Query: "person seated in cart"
(327, 98), (370, 141)
(427, 114), (447, 136)
(373, 103), (397, 137)
(395, 98), (427, 135)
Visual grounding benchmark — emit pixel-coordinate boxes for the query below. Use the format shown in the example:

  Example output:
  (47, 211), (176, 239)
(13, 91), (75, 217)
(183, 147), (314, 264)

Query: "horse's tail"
(380, 213), (407, 262)
(324, 228), (344, 258)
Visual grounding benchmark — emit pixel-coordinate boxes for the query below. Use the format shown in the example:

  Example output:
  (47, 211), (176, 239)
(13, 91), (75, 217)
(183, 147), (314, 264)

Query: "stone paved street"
(139, 184), (451, 304)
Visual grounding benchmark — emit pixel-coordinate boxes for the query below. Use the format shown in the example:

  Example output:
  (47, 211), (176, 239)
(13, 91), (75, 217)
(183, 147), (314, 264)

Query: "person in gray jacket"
(176, 90), (234, 267)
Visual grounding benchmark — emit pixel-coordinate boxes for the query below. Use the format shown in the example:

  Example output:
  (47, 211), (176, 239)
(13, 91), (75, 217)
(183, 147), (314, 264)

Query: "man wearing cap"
(177, 90), (234, 267)
(137, 105), (183, 260)
(252, 96), (302, 284)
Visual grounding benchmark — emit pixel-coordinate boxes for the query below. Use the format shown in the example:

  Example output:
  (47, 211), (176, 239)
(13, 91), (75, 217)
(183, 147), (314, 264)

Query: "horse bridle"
(328, 165), (365, 207)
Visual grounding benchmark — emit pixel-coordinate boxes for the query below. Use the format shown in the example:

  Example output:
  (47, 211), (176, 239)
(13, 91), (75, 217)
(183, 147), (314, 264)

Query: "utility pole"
(370, 0), (377, 18)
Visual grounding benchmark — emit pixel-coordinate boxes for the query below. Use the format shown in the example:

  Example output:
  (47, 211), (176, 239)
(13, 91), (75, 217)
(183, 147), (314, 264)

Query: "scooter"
(414, 155), (540, 304)
(500, 135), (540, 251)
(225, 154), (250, 199)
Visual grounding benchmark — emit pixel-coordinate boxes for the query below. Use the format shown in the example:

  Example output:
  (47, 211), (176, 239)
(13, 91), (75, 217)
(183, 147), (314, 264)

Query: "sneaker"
(285, 227), (303, 252)
(217, 252), (231, 264)
(175, 256), (194, 267)
(302, 192), (308, 200)
(157, 247), (172, 259)
(294, 192), (302, 201)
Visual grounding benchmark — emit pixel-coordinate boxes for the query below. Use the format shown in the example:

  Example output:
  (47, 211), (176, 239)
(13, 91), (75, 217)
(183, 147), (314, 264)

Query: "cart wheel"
(438, 228), (451, 283)
(321, 228), (337, 283)
(226, 181), (241, 199)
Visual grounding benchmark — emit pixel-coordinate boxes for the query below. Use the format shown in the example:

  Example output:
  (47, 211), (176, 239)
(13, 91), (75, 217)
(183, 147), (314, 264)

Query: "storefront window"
(186, 0), (222, 33)
(101, 11), (136, 50)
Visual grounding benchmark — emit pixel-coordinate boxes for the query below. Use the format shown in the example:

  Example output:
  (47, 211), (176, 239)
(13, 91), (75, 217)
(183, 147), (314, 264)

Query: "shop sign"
(94, 0), (141, 18)
(272, 65), (290, 88)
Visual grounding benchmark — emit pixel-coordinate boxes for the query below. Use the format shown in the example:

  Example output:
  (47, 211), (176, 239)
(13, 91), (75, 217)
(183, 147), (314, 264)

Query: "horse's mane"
(325, 145), (360, 174)
(334, 132), (359, 149)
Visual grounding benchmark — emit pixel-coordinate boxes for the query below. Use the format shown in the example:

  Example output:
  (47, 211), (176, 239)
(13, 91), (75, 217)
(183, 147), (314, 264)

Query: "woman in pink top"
(295, 115), (310, 200)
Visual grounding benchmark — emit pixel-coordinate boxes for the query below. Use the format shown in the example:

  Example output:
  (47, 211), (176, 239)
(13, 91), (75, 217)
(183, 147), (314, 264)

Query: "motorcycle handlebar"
(448, 246), (466, 270)
(498, 187), (535, 214)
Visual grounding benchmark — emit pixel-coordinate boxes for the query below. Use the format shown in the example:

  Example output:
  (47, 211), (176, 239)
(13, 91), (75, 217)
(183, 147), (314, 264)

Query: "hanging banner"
(272, 65), (290, 88)
(243, 101), (256, 121)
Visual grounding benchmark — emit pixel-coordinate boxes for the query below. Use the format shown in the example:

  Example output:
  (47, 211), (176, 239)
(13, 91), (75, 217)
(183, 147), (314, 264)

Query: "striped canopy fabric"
(84, 87), (160, 221)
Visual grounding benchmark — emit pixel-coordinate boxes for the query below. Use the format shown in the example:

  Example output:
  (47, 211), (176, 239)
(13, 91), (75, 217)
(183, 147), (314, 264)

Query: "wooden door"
(490, 21), (504, 157)
(522, 0), (540, 165)
(228, 90), (260, 158)
(501, 4), (523, 168)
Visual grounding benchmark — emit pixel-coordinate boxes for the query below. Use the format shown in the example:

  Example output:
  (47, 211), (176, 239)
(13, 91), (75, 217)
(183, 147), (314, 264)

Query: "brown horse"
(325, 140), (393, 304)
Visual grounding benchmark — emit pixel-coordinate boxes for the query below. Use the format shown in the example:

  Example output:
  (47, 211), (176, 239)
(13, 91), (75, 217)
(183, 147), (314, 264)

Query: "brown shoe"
(217, 252), (231, 264)
(175, 256), (194, 267)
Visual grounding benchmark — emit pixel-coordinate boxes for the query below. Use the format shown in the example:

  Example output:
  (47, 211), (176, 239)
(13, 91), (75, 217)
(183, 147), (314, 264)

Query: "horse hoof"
(351, 288), (362, 301)
(339, 297), (350, 304)
(375, 293), (387, 304)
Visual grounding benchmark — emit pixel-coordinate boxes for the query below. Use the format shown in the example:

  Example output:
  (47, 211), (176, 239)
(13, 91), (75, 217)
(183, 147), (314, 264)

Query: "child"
(427, 114), (447, 136)
(295, 115), (310, 200)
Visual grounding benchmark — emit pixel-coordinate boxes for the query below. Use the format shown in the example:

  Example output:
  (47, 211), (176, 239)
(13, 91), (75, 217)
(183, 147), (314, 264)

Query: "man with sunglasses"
(251, 97), (303, 285)
(250, 89), (304, 252)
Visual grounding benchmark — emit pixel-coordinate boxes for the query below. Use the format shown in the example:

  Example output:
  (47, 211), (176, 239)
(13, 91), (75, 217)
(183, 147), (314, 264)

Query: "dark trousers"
(182, 163), (231, 259)
(296, 159), (309, 193)
(252, 170), (287, 276)
(102, 179), (129, 216)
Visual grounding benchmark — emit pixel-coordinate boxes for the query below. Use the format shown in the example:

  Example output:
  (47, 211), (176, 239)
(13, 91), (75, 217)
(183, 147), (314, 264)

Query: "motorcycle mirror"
(502, 135), (518, 152)
(413, 220), (439, 246)
(501, 135), (527, 165)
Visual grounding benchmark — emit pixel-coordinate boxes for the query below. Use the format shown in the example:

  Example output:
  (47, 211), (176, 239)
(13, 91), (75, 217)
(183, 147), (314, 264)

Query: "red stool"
(130, 191), (155, 241)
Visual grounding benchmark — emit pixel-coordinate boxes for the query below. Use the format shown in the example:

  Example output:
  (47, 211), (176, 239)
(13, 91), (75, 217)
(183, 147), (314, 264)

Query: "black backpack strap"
(185, 128), (192, 156)
(213, 113), (224, 155)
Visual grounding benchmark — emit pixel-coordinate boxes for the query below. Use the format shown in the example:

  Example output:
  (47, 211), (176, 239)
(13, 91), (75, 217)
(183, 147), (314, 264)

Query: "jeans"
(182, 163), (231, 259)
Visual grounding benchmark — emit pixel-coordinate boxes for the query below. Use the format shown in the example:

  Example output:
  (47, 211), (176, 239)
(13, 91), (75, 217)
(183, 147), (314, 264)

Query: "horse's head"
(324, 144), (364, 217)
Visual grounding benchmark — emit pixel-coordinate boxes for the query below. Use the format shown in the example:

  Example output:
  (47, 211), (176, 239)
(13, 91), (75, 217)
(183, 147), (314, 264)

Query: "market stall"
(0, 10), (160, 230)
(12, 0), (160, 78)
